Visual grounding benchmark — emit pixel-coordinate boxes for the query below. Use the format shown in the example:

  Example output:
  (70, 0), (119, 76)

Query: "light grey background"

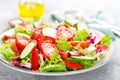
(0, 0), (120, 80)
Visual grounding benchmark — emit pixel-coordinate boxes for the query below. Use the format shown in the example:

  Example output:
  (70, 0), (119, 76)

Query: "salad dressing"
(18, 1), (44, 22)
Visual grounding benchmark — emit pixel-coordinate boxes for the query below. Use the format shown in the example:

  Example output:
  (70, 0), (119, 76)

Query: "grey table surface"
(0, 0), (120, 80)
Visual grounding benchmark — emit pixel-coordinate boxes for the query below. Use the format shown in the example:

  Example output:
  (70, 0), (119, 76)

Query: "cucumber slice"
(20, 40), (36, 59)
(77, 22), (88, 31)
(16, 33), (30, 39)
(67, 56), (95, 62)
(71, 56), (95, 61)
(67, 56), (96, 68)
(42, 27), (57, 38)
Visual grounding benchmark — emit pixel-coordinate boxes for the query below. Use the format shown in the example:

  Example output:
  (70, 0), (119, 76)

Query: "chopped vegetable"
(39, 42), (57, 59)
(16, 33), (30, 39)
(16, 35), (30, 50)
(11, 58), (21, 67)
(70, 41), (80, 46)
(66, 56), (95, 68)
(31, 48), (40, 70)
(96, 44), (108, 53)
(73, 29), (89, 41)
(31, 26), (42, 40)
(41, 64), (66, 72)
(0, 42), (15, 60)
(101, 33), (111, 45)
(80, 40), (90, 49)
(42, 27), (57, 38)
(57, 40), (73, 51)
(68, 50), (84, 56)
(43, 36), (56, 44)
(3, 35), (14, 41)
(15, 25), (34, 36)
(64, 60), (82, 69)
(41, 49), (66, 72)
(20, 40), (37, 59)
(76, 22), (88, 31)
(59, 51), (71, 58)
(56, 25), (75, 40)
(70, 56), (95, 61)
(87, 36), (96, 44)
(11, 43), (20, 57)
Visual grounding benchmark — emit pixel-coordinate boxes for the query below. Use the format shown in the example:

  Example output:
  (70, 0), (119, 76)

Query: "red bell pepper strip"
(31, 48), (39, 70)
(70, 41), (80, 46)
(59, 51), (71, 58)
(43, 36), (56, 44)
(80, 40), (90, 49)
(64, 60), (82, 69)
(95, 44), (108, 50)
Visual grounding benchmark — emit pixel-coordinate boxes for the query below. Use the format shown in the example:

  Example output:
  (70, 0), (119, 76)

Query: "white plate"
(0, 29), (114, 76)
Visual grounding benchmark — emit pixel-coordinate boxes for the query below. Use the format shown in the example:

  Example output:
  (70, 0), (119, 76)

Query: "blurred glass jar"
(18, 0), (44, 22)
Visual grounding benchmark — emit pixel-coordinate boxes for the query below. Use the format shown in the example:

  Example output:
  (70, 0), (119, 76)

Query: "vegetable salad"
(0, 21), (111, 72)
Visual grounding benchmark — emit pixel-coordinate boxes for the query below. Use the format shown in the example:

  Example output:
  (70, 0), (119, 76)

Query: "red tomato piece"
(44, 36), (56, 44)
(11, 43), (20, 57)
(71, 41), (80, 46)
(39, 43), (57, 59)
(3, 35), (14, 41)
(16, 36), (29, 50)
(36, 35), (56, 49)
(36, 34), (44, 48)
(31, 27), (42, 40)
(80, 40), (90, 49)
(64, 60), (82, 69)
(96, 44), (108, 50)
(31, 48), (39, 70)
(56, 26), (75, 40)
(59, 51), (71, 58)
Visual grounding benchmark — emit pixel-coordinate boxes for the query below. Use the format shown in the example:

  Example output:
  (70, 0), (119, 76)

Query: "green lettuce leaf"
(42, 50), (65, 66)
(15, 25), (34, 36)
(101, 33), (111, 45)
(79, 60), (95, 69)
(41, 49), (66, 72)
(73, 29), (89, 41)
(56, 40), (73, 51)
(41, 64), (66, 72)
(0, 42), (15, 60)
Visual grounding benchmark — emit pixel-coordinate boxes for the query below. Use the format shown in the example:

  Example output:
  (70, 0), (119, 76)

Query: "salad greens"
(56, 40), (73, 51)
(0, 21), (111, 72)
(0, 41), (15, 60)
(41, 50), (66, 72)
(66, 56), (95, 68)
(101, 33), (111, 45)
(73, 29), (89, 41)
(15, 25), (34, 36)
